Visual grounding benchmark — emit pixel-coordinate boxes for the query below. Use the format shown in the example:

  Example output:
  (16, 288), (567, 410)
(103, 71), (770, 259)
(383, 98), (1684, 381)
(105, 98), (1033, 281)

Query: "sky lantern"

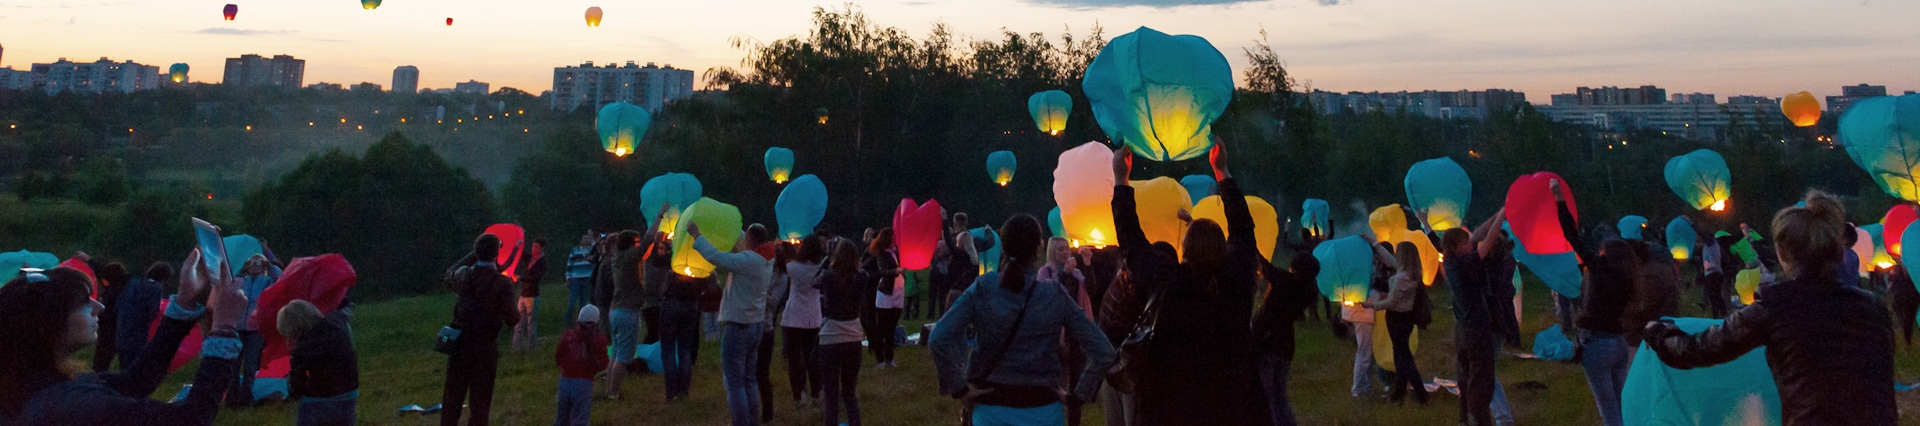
(1048, 207), (1065, 238)
(361, 0), (381, 10)
(1081, 26), (1233, 162)
(764, 147), (794, 184)
(0, 250), (59, 285)
(585, 7), (603, 27)
(815, 107), (829, 125)
(1302, 199), (1331, 238)
(1404, 157), (1472, 231)
(640, 173), (702, 234)
(670, 198), (742, 278)
(1193, 195), (1279, 260)
(1028, 90), (1072, 136)
(893, 198), (944, 271)
(1862, 224), (1893, 269)
(1622, 318), (1781, 426)
(222, 234), (263, 275)
(1856, 227), (1876, 274)
(248, 254), (355, 380)
(1667, 216), (1697, 260)
(774, 175), (827, 242)
(1617, 215), (1649, 240)
(1313, 236), (1373, 304)
(1884, 204), (1918, 257)
(970, 227), (1004, 273)
(1664, 149), (1732, 212)
(483, 224), (525, 281)
(1838, 94), (1920, 202)
(1179, 174), (1215, 204)
(1053, 142), (1116, 247)
(1781, 91), (1821, 128)
(1505, 172), (1578, 255)
(1733, 268), (1762, 305)
(596, 102), (650, 157)
(1369, 204), (1439, 284)
(1130, 177), (1195, 251)
(985, 150), (1017, 186)
(446, 17), (454, 26)
(168, 63), (189, 84)
(222, 4), (237, 20)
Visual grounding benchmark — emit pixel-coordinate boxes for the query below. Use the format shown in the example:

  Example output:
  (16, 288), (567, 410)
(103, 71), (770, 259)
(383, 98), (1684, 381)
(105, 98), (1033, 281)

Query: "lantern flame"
(613, 147), (630, 157)
(1879, 261), (1896, 270)
(1710, 199), (1727, 212)
(1050, 130), (1061, 136)
(1089, 228), (1107, 246)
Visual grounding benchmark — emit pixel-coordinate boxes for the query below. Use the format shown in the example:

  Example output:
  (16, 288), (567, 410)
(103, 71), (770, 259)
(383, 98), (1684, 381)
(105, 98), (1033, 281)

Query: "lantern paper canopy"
(1370, 205), (1439, 285)
(1510, 229), (1583, 298)
(1734, 268), (1762, 305)
(1903, 223), (1920, 284)
(1302, 199), (1331, 238)
(1374, 309), (1419, 372)
(640, 173), (702, 232)
(970, 227), (1004, 273)
(1667, 216), (1697, 260)
(1179, 175), (1215, 205)
(1505, 172), (1578, 255)
(1622, 317), (1782, 426)
(168, 63), (189, 84)
(0, 250), (59, 284)
(1313, 236), (1373, 304)
(1857, 227), (1877, 274)
(1884, 204), (1918, 257)
(1053, 142), (1117, 247)
(774, 175), (827, 242)
(1130, 177), (1195, 251)
(362, 0), (381, 10)
(222, 4), (237, 20)
(1193, 195), (1279, 260)
(1781, 91), (1821, 128)
(1081, 26), (1233, 162)
(1617, 216), (1649, 241)
(893, 198), (944, 271)
(815, 107), (830, 125)
(596, 102), (651, 157)
(986, 151), (1017, 186)
(670, 198), (742, 278)
(1048, 207), (1065, 238)
(222, 234), (264, 275)
(1403, 157), (1472, 231)
(764, 147), (794, 184)
(1862, 224), (1893, 269)
(1028, 90), (1072, 135)
(247, 254), (355, 380)
(483, 224), (525, 281)
(1839, 94), (1920, 202)
(1663, 149), (1732, 212)
(585, 7), (603, 27)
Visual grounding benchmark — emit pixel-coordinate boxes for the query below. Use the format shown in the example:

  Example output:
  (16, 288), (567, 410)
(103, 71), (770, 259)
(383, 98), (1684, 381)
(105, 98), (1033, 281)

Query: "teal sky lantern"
(168, 63), (189, 83)
(596, 102), (650, 158)
(765, 147), (794, 184)
(1617, 215), (1649, 240)
(1404, 157), (1472, 230)
(1667, 216), (1697, 260)
(1082, 26), (1233, 162)
(1622, 317), (1781, 426)
(1508, 223), (1583, 298)
(775, 174), (827, 242)
(970, 226), (1002, 273)
(640, 173), (701, 233)
(1313, 236), (1372, 304)
(1839, 94), (1920, 202)
(1028, 90), (1072, 136)
(1048, 207), (1065, 238)
(985, 150), (1017, 186)
(1664, 149), (1732, 212)
(0, 250), (59, 284)
(1180, 174), (1215, 204)
(1302, 198), (1331, 238)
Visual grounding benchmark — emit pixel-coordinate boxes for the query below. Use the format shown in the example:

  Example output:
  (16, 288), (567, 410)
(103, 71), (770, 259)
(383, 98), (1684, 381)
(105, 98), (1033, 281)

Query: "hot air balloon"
(893, 199), (944, 271)
(585, 7), (603, 27)
(168, 63), (189, 84)
(1082, 27), (1233, 162)
(1314, 236), (1372, 304)
(596, 102), (650, 157)
(671, 198), (743, 278)
(222, 4), (238, 20)
(970, 227), (1004, 273)
(1131, 177), (1195, 251)
(1884, 204), (1917, 257)
(1193, 195), (1279, 260)
(1028, 90), (1071, 136)
(1404, 157), (1472, 230)
(1781, 91), (1821, 128)
(774, 175), (827, 242)
(764, 147), (794, 184)
(985, 151), (1017, 186)
(1053, 142), (1117, 247)
(484, 224), (526, 280)
(1505, 172), (1578, 255)
(1302, 199), (1331, 238)
(362, 0), (381, 10)
(0, 250), (59, 285)
(1664, 149), (1732, 212)
(1617, 216), (1649, 241)
(1839, 94), (1920, 201)
(1048, 207), (1065, 238)
(1369, 204), (1439, 284)
(1179, 175), (1215, 204)
(1622, 318), (1781, 426)
(1862, 224), (1893, 269)
(640, 173), (702, 233)
(1667, 217), (1697, 260)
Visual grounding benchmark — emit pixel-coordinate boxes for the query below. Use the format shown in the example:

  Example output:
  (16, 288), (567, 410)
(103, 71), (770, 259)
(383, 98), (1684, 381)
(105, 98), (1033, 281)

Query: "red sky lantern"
(483, 223), (525, 280)
(1884, 204), (1917, 257)
(445, 17), (454, 26)
(1504, 172), (1579, 255)
(893, 198), (943, 271)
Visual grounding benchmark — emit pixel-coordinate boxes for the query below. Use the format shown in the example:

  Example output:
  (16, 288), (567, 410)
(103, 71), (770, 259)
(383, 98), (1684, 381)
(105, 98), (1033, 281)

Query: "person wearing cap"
(555, 305), (608, 426)
(279, 299), (359, 426)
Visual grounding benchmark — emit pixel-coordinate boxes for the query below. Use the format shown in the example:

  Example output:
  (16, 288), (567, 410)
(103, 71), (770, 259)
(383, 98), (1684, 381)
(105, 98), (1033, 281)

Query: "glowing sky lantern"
(1884, 204), (1918, 257)
(1838, 94), (1920, 202)
(1081, 27), (1233, 162)
(222, 4), (237, 20)
(1505, 172), (1578, 255)
(1509, 223), (1583, 297)
(774, 175), (827, 242)
(970, 227), (1004, 273)
(893, 198), (944, 271)
(764, 147), (794, 184)
(1053, 142), (1116, 247)
(446, 17), (454, 26)
(1179, 174), (1215, 204)
(1667, 216), (1697, 260)
(585, 6), (603, 27)
(1193, 195), (1280, 260)
(985, 150), (1017, 186)
(361, 0), (381, 10)
(1369, 204), (1439, 284)
(1862, 224), (1893, 269)
(1130, 177), (1195, 251)
(168, 63), (189, 84)
(483, 224), (525, 281)
(1048, 207), (1065, 238)
(1734, 268), (1762, 305)
(596, 102), (650, 157)
(0, 250), (58, 284)
(671, 198), (742, 278)
(1028, 90), (1072, 136)
(1664, 149), (1732, 212)
(1781, 91), (1821, 128)
(1856, 227), (1876, 274)
(1301, 199), (1331, 238)
(640, 173), (702, 233)
(1313, 236), (1372, 304)
(1617, 215), (1649, 240)
(1904, 223), (1920, 287)
(1404, 157), (1472, 231)
(1622, 317), (1781, 426)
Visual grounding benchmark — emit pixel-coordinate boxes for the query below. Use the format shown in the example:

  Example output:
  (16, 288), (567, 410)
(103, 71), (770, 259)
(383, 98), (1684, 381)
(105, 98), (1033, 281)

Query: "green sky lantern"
(1617, 215), (1648, 240)
(775, 174), (827, 242)
(1664, 149), (1732, 211)
(1404, 157), (1472, 230)
(1301, 199), (1331, 238)
(1082, 26), (1233, 162)
(1839, 94), (1920, 202)
(1667, 216), (1696, 260)
(168, 63), (189, 84)
(640, 173), (701, 233)
(1313, 236), (1372, 304)
(595, 102), (650, 158)
(1180, 174), (1215, 205)
(1027, 90), (1071, 136)
(764, 147), (794, 184)
(985, 150), (1016, 186)
(671, 198), (742, 278)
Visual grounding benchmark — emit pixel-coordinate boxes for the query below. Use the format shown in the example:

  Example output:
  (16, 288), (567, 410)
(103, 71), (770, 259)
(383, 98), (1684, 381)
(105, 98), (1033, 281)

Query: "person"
(864, 228), (905, 368)
(688, 221), (776, 426)
(818, 238), (870, 426)
(1342, 263), (1378, 399)
(932, 214), (1116, 426)
(1441, 211), (1509, 425)
(279, 299), (360, 426)
(1361, 240), (1429, 405)
(757, 243), (793, 423)
(781, 236), (827, 409)
(441, 234), (521, 426)
(605, 229), (655, 399)
(0, 250), (244, 425)
(90, 262), (129, 373)
(659, 239), (710, 402)
(1037, 236), (1093, 425)
(1643, 191), (1896, 424)
(554, 305), (608, 426)
(943, 213), (979, 314)
(1250, 240), (1322, 426)
(1550, 179), (1636, 426)
(116, 262), (171, 370)
(564, 232), (598, 326)
(229, 253), (283, 408)
(514, 239), (549, 352)
(1094, 242), (1174, 426)
(1626, 238), (1681, 350)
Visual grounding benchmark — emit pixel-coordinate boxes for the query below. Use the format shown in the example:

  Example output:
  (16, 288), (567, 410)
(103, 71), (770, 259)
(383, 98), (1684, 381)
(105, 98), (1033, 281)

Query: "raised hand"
(206, 259), (246, 333)
(1112, 146), (1133, 183)
(176, 249), (209, 311)
(1208, 142), (1230, 180)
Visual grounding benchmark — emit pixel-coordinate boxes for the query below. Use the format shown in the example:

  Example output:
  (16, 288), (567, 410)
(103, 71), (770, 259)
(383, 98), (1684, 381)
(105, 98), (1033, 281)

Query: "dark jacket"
(1446, 248), (1494, 346)
(288, 313), (359, 399)
(114, 278), (165, 366)
(1560, 199), (1634, 335)
(1646, 276), (1896, 425)
(447, 260), (519, 354)
(5, 314), (233, 425)
(1484, 248), (1522, 347)
(820, 268), (869, 322)
(518, 253), (547, 298)
(1251, 254), (1319, 357)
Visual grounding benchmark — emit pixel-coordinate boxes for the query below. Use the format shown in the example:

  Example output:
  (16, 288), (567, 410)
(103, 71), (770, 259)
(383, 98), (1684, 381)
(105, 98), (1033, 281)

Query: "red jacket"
(556, 326), (609, 379)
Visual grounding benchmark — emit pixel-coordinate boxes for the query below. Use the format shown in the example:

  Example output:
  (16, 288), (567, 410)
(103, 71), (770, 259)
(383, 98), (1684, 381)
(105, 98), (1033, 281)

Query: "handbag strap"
(972, 279), (1037, 383)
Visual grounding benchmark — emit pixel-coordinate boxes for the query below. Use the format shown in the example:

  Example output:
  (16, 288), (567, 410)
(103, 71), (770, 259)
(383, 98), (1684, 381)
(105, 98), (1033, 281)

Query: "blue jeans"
(1581, 333), (1629, 426)
(972, 403), (1064, 426)
(660, 299), (701, 398)
(565, 278), (592, 325)
(228, 330), (265, 407)
(1258, 352), (1297, 426)
(1491, 378), (1514, 426)
(820, 342), (863, 426)
(722, 321), (766, 426)
(297, 393), (357, 426)
(554, 377), (593, 426)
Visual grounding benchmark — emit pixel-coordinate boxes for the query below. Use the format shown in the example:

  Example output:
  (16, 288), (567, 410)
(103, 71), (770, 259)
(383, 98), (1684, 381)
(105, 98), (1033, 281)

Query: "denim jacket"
(930, 270), (1116, 403)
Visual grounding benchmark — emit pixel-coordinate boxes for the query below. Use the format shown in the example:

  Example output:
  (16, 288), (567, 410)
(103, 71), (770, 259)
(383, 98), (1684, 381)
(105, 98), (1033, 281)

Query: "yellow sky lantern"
(670, 198), (742, 278)
(585, 7), (603, 27)
(1129, 177), (1194, 251)
(1370, 204), (1440, 285)
(1191, 194), (1279, 260)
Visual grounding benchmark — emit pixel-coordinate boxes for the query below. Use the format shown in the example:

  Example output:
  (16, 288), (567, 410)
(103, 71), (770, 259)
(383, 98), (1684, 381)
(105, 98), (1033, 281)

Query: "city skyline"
(1, 0), (1915, 99)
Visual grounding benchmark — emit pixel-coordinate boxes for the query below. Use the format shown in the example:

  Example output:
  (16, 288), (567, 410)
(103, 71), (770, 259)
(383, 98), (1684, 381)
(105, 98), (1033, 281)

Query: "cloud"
(196, 27), (297, 36)
(1023, 0), (1261, 9)
(1315, 0), (1345, 5)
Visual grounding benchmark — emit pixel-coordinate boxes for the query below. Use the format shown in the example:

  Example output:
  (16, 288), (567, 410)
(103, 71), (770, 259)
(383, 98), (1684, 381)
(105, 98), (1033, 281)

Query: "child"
(279, 299), (360, 426)
(557, 305), (609, 426)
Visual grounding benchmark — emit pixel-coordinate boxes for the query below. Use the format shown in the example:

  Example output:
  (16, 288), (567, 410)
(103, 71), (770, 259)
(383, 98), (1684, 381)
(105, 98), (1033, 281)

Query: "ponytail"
(1772, 190), (1847, 282)
(997, 215), (1044, 292)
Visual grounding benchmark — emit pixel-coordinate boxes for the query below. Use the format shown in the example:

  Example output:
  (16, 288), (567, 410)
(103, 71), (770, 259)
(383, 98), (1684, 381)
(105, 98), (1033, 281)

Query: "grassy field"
(142, 272), (1920, 425)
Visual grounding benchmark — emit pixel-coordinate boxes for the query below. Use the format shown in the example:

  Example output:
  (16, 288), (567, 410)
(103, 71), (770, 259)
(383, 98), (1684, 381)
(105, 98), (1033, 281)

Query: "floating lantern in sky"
(1617, 215), (1649, 240)
(671, 198), (742, 278)
(1664, 149), (1732, 212)
(774, 175), (826, 242)
(1193, 195), (1279, 260)
(585, 7), (603, 27)
(1314, 236), (1372, 304)
(1839, 94), (1920, 201)
(1622, 317), (1781, 426)
(640, 173), (702, 233)
(1179, 175), (1215, 204)
(1082, 26), (1233, 162)
(893, 198), (944, 271)
(1667, 216), (1696, 260)
(1404, 157), (1471, 230)
(985, 150), (1017, 186)
(223, 4), (237, 20)
(764, 147), (794, 184)
(1027, 90), (1071, 136)
(1884, 204), (1917, 257)
(815, 107), (829, 125)
(1302, 199), (1331, 238)
(446, 17), (454, 26)
(1505, 172), (1578, 255)
(1053, 142), (1116, 247)
(596, 102), (650, 157)
(168, 63), (189, 84)
(361, 0), (381, 10)
(1781, 91), (1821, 128)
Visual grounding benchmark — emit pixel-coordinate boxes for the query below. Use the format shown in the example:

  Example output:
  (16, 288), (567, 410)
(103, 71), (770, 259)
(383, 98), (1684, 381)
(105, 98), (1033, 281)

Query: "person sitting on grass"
(555, 305), (608, 426)
(279, 299), (360, 426)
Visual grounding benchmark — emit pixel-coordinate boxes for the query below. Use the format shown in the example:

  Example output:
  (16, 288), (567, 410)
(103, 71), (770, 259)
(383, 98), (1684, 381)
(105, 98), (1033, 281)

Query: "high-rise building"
(1670, 93), (1715, 105)
(1302, 88), (1525, 120)
(27, 57), (162, 94)
(549, 61), (696, 111)
(1552, 85), (1667, 106)
(454, 80), (490, 95)
(0, 67), (31, 91)
(222, 54), (305, 88)
(392, 66), (419, 94)
(1827, 84), (1889, 114)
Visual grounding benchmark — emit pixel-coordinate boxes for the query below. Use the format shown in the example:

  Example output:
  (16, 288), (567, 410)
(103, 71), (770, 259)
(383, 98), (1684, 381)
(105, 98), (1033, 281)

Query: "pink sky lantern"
(893, 198), (944, 271)
(1504, 172), (1578, 255)
(1884, 204), (1918, 257)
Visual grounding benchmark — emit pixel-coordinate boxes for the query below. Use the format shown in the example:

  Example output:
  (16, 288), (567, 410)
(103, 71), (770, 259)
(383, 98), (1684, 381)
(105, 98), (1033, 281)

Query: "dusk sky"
(2, 0), (1915, 101)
